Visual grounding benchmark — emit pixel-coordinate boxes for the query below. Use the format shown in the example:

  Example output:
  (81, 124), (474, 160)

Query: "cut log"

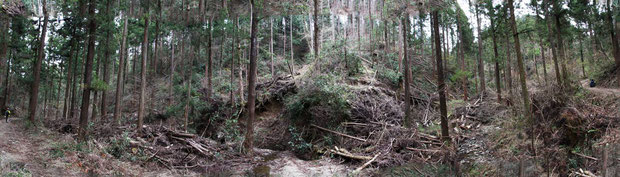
(311, 124), (367, 142)
(329, 149), (372, 160)
(405, 147), (443, 153)
(353, 153), (380, 173)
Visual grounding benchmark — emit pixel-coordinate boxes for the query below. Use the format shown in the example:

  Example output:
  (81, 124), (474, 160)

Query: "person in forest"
(4, 107), (11, 123)
(589, 79), (596, 88)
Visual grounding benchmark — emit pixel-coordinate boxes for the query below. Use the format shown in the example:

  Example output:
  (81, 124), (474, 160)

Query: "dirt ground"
(0, 119), (81, 176)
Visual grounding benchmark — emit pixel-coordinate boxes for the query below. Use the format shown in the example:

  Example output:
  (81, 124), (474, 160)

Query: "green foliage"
(221, 118), (242, 144)
(90, 78), (110, 91)
(284, 75), (350, 127)
(104, 132), (132, 159)
(1, 169), (32, 177)
(377, 67), (402, 88)
(49, 141), (90, 159)
(287, 126), (312, 154)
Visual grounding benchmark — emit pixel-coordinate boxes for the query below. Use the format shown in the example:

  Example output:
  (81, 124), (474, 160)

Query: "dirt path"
(0, 119), (81, 176)
(581, 79), (620, 96)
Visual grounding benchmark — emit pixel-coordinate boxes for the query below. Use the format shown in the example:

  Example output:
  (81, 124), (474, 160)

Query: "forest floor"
(581, 79), (620, 96)
(0, 119), (78, 176)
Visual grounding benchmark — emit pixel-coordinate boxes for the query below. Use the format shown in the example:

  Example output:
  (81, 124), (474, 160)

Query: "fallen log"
(311, 124), (367, 142)
(329, 149), (372, 160)
(406, 147), (443, 153)
(353, 153), (380, 173)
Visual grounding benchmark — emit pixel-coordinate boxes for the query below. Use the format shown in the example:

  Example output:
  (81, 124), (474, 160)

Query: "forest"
(0, 0), (619, 176)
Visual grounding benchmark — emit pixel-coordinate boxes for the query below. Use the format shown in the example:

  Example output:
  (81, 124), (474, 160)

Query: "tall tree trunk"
(475, 3), (485, 94)
(138, 4), (149, 130)
(63, 31), (77, 120)
(579, 37), (586, 78)
(433, 11), (449, 141)
(546, 10), (561, 86)
(79, 0), (97, 141)
(270, 18), (274, 77)
(368, 0), (374, 67)
(70, 47), (81, 120)
(402, 15), (411, 128)
(0, 17), (8, 110)
(169, 33), (175, 107)
(231, 16), (238, 107)
(553, 0), (568, 88)
(313, 0), (321, 73)
(508, 0), (533, 153)
(457, 17), (467, 100)
(289, 15), (295, 76)
(114, 10), (129, 125)
(153, 0), (161, 75)
(100, 0), (112, 120)
(244, 0), (259, 155)
(207, 21), (213, 100)
(490, 12), (501, 103)
(608, 0), (620, 73)
(28, 0), (48, 123)
(505, 36), (513, 95)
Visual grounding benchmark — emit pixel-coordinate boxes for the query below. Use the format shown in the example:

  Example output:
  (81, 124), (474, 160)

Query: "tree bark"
(270, 18), (275, 77)
(138, 4), (149, 130)
(290, 15), (295, 76)
(244, 0), (259, 155)
(402, 15), (411, 128)
(553, 0), (568, 88)
(0, 17), (8, 110)
(490, 9), (501, 103)
(433, 11), (449, 141)
(114, 10), (129, 125)
(207, 20), (213, 100)
(475, 3), (485, 94)
(101, 0), (112, 120)
(28, 0), (48, 123)
(508, 0), (533, 153)
(313, 0), (321, 73)
(79, 0), (97, 141)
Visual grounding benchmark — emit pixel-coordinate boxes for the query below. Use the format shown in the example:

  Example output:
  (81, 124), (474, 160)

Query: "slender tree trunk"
(114, 11), (129, 125)
(207, 21), (213, 100)
(290, 15), (295, 76)
(270, 18), (274, 77)
(231, 16), (238, 107)
(402, 15), (411, 128)
(540, 44), (548, 84)
(368, 0), (374, 67)
(63, 31), (77, 120)
(554, 0), (568, 88)
(101, 0), (112, 120)
(28, 0), (48, 123)
(0, 17), (8, 110)
(505, 36), (513, 95)
(79, 0), (97, 141)
(457, 17), (467, 100)
(607, 0), (620, 73)
(490, 13), (501, 103)
(432, 11), (449, 141)
(169, 33), (175, 107)
(313, 0), (321, 73)
(508, 0), (533, 153)
(244, 0), (259, 155)
(475, 4), (485, 94)
(153, 0), (161, 75)
(70, 47), (81, 120)
(580, 38), (586, 78)
(138, 5), (149, 130)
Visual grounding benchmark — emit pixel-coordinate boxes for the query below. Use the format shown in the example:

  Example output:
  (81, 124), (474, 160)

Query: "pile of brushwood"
(531, 85), (620, 175)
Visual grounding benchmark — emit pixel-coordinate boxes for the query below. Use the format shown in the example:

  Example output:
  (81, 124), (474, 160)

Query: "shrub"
(285, 75), (350, 128)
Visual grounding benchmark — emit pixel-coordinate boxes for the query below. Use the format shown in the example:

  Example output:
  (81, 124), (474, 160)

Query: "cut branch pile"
(126, 125), (243, 171)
